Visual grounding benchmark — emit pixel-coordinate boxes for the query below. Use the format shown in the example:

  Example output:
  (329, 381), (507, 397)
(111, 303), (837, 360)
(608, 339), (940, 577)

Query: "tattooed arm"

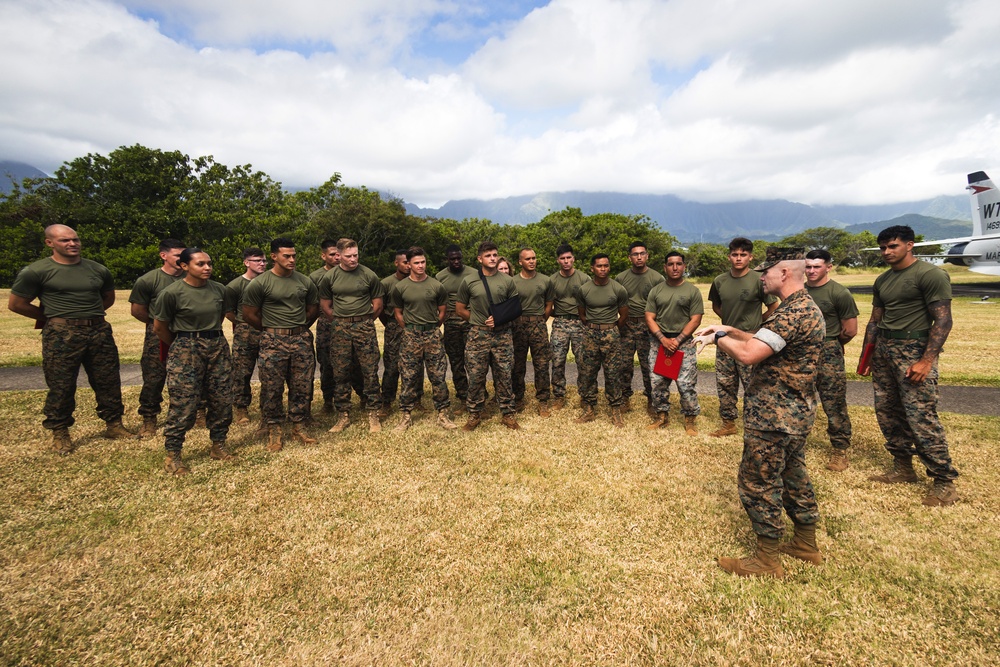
(906, 300), (952, 384)
(862, 306), (883, 349)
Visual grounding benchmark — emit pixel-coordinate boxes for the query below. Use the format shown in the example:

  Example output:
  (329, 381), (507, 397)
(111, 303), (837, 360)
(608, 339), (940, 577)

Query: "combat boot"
(292, 422), (316, 445)
(437, 410), (458, 430)
(552, 397), (565, 411)
(869, 457), (919, 484)
(139, 416), (158, 439)
(646, 412), (668, 430)
(267, 425), (283, 452)
(501, 414), (521, 430)
(195, 409), (207, 428)
(610, 407), (625, 428)
(462, 412), (482, 432)
(322, 400), (334, 414)
(646, 399), (657, 419)
(779, 522), (822, 565)
(827, 450), (849, 472)
(368, 411), (382, 433)
(51, 427), (74, 456)
(164, 451), (189, 476)
(684, 415), (698, 436)
(574, 405), (596, 424)
(620, 396), (632, 413)
(395, 412), (412, 432)
(515, 397), (526, 413)
(452, 402), (466, 415)
(253, 422), (268, 440)
(718, 536), (785, 579)
(234, 407), (250, 425)
(328, 412), (351, 433)
(210, 441), (235, 461)
(538, 401), (551, 418)
(378, 404), (391, 419)
(709, 420), (737, 437)
(104, 418), (135, 440)
(922, 480), (960, 507)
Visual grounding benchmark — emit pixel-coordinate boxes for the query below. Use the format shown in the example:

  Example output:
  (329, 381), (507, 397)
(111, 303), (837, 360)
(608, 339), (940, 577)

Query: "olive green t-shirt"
(550, 269), (589, 316)
(436, 265), (479, 319)
(129, 268), (180, 316)
(456, 272), (519, 326)
(576, 279), (629, 325)
(872, 260), (952, 332)
(308, 266), (332, 289)
(512, 273), (555, 317)
(243, 270), (318, 328)
(615, 268), (665, 317)
(154, 279), (231, 332)
(11, 257), (115, 318)
(645, 281), (705, 334)
(319, 264), (384, 318)
(708, 271), (778, 331)
(226, 275), (254, 324)
(806, 280), (859, 338)
(390, 277), (448, 326)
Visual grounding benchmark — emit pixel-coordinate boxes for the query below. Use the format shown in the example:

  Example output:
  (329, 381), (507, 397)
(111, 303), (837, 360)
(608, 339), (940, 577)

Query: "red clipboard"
(856, 342), (875, 376)
(653, 345), (683, 380)
(159, 341), (170, 364)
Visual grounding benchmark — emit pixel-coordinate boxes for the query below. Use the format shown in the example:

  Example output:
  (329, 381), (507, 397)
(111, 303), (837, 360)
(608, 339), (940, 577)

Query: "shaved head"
(44, 224), (76, 239)
(43, 224), (82, 264)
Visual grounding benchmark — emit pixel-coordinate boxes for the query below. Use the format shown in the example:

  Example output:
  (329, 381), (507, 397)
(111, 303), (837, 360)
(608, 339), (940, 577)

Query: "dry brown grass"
(1, 385), (997, 666)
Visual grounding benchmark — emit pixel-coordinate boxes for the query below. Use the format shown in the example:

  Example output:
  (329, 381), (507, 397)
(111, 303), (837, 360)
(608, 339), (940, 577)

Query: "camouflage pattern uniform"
(436, 265), (478, 404)
(549, 269), (588, 400)
(226, 275), (261, 411)
(130, 268), (179, 419)
(398, 331), (450, 411)
(647, 338), (700, 416)
(645, 280), (704, 417)
(162, 337), (233, 451)
(739, 288), (824, 540)
(575, 279), (630, 408)
(456, 271), (519, 415)
(380, 272), (422, 407)
(615, 268), (665, 400)
(511, 272), (555, 403)
(807, 280), (859, 451)
(309, 267), (336, 405)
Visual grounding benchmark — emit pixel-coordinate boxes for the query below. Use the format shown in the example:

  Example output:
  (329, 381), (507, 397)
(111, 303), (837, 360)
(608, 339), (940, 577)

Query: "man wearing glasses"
(615, 241), (665, 417)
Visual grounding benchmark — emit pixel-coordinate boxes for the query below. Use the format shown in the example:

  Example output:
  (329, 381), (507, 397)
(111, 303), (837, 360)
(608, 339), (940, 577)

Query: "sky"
(2, 0), (999, 207)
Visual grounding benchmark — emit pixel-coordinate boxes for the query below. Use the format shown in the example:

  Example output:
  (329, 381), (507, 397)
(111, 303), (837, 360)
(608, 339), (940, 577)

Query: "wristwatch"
(714, 330), (728, 343)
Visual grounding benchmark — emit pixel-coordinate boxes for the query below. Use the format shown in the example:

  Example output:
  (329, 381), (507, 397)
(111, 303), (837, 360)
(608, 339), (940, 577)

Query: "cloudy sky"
(2, 0), (999, 206)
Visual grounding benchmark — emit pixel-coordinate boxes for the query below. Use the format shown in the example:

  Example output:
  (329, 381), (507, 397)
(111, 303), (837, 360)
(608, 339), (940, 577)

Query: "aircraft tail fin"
(968, 171), (1000, 237)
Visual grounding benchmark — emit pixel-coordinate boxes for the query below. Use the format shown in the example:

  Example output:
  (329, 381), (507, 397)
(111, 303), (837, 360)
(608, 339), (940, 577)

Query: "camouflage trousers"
(315, 317), (333, 403)
(619, 319), (653, 399)
(442, 318), (471, 402)
(163, 336), (233, 451)
(41, 320), (124, 430)
(739, 428), (820, 540)
(258, 330), (315, 425)
(381, 321), (402, 406)
(715, 351), (753, 422)
(465, 326), (515, 415)
(647, 336), (701, 416)
(330, 319), (382, 412)
(549, 316), (584, 399)
(872, 338), (958, 482)
(512, 319), (552, 402)
(138, 323), (167, 417)
(577, 326), (624, 408)
(231, 322), (261, 409)
(815, 340), (852, 450)
(399, 328), (450, 412)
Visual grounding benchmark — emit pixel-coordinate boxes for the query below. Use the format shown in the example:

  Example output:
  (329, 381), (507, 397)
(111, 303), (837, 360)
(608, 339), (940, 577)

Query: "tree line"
(1, 144), (889, 287)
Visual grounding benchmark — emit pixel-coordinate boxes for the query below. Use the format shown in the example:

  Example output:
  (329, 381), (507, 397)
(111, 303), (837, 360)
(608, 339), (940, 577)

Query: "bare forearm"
(922, 301), (952, 363)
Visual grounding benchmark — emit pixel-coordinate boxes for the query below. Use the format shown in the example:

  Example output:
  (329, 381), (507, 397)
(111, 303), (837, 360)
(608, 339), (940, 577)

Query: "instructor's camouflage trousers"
(619, 319), (653, 399)
(512, 319), (552, 402)
(549, 316), (583, 399)
(231, 322), (261, 409)
(577, 326), (624, 408)
(399, 329), (450, 412)
(465, 326), (515, 415)
(138, 323), (167, 417)
(163, 336), (233, 451)
(330, 319), (381, 412)
(872, 338), (958, 482)
(739, 428), (819, 540)
(816, 339), (852, 450)
(259, 330), (315, 425)
(647, 336), (700, 416)
(41, 320), (124, 430)
(442, 318), (471, 402)
(715, 351), (753, 422)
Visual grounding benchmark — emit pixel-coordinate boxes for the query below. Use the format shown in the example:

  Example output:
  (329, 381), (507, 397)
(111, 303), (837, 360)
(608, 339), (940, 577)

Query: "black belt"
(554, 314), (579, 320)
(175, 330), (224, 339)
(47, 316), (105, 326)
(405, 323), (439, 331)
(878, 329), (929, 340)
(265, 326), (307, 335)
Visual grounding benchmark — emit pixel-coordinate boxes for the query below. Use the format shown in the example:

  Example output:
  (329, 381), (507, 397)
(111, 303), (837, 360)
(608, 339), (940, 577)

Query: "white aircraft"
(909, 171), (1000, 276)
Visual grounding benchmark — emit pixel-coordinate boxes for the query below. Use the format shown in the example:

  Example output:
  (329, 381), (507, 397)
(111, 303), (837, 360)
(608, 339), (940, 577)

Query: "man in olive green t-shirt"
(226, 247), (266, 425)
(512, 246), (555, 415)
(549, 244), (589, 409)
(8, 224), (133, 453)
(615, 241), (665, 415)
(436, 245), (479, 410)
(380, 249), (423, 416)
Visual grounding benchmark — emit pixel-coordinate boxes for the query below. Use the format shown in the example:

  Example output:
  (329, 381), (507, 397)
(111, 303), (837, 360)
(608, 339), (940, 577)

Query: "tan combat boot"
(253, 422), (268, 440)
(210, 441), (235, 461)
(684, 416), (698, 436)
(574, 405), (596, 424)
(437, 410), (458, 430)
(779, 522), (822, 565)
(646, 412), (668, 430)
(164, 451), (190, 476)
(368, 411), (382, 433)
(195, 409), (207, 428)
(538, 401), (551, 418)
(923, 480), (960, 507)
(267, 425), (283, 452)
(395, 412), (412, 432)
(328, 412), (351, 433)
(462, 412), (482, 431)
(378, 404), (391, 419)
(610, 407), (625, 428)
(646, 400), (657, 419)
(709, 420), (737, 437)
(827, 450), (849, 472)
(501, 414), (521, 430)
(104, 418), (135, 440)
(552, 397), (565, 411)
(869, 457), (919, 484)
(718, 536), (785, 579)
(139, 416), (157, 439)
(234, 407), (250, 425)
(292, 422), (316, 445)
(51, 427), (74, 455)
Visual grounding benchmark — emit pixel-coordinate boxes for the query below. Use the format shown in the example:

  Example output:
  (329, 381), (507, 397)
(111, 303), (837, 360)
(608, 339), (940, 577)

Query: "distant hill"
(843, 214), (974, 241)
(0, 161), (49, 194)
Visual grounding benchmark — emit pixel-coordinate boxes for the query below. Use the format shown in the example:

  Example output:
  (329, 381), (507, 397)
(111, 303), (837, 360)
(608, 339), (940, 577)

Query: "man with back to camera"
(436, 245), (478, 413)
(226, 247), (266, 428)
(644, 251), (704, 435)
(511, 246), (555, 417)
(548, 243), (589, 410)
(242, 237), (319, 451)
(804, 249), (859, 471)
(708, 237), (779, 437)
(129, 238), (185, 438)
(615, 241), (665, 416)
(8, 224), (134, 454)
(863, 225), (959, 506)
(696, 248), (825, 579)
